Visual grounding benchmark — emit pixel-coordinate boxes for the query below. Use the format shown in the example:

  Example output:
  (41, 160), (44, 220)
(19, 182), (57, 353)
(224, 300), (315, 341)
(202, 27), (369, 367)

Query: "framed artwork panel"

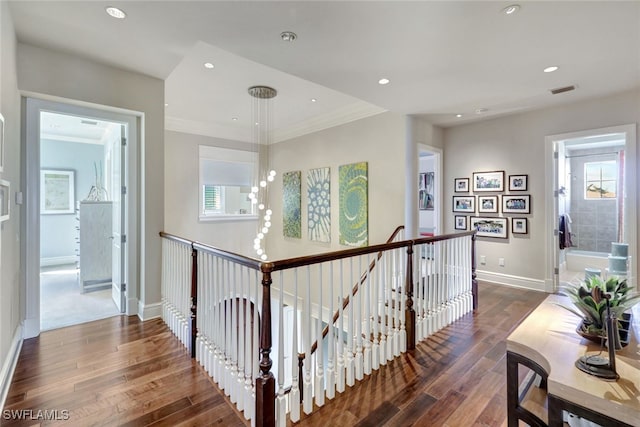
(502, 194), (531, 214)
(472, 170), (505, 192)
(0, 179), (9, 222)
(452, 196), (475, 213)
(478, 195), (499, 213)
(471, 216), (508, 239)
(512, 218), (528, 235)
(40, 169), (75, 214)
(509, 174), (528, 191)
(454, 177), (469, 193)
(454, 215), (467, 231)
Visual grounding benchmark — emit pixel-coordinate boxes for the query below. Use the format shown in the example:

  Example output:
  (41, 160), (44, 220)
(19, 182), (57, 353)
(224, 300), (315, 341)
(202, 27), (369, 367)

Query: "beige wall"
(443, 90), (639, 286)
(0, 1), (22, 386)
(267, 111), (407, 260)
(164, 130), (259, 255)
(17, 43), (165, 308)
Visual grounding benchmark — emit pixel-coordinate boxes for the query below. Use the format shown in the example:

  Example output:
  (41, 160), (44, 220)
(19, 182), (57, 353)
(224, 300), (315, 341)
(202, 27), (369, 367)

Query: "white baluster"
(276, 271), (286, 427)
(290, 269), (300, 422)
(371, 255), (380, 371)
(315, 265), (325, 407)
(355, 257), (364, 381)
(326, 262), (336, 399)
(303, 266), (313, 414)
(363, 254), (372, 375)
(346, 258), (355, 386)
(399, 248), (406, 354)
(336, 260), (346, 393)
(392, 249), (400, 358)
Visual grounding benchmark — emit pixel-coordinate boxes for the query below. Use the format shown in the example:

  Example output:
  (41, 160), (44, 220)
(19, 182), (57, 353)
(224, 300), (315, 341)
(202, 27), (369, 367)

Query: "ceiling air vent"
(81, 119), (98, 125)
(550, 85), (576, 95)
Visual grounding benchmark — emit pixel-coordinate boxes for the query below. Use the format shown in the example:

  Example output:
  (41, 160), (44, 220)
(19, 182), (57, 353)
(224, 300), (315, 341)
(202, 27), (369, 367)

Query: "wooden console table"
(506, 294), (639, 426)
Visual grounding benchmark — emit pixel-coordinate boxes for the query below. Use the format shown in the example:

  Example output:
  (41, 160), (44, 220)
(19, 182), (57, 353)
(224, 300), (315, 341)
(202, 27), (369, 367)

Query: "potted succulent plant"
(557, 275), (639, 347)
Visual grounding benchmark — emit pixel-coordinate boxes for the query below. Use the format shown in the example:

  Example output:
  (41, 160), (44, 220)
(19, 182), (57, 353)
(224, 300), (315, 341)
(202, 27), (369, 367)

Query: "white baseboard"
(1, 324), (23, 410)
(40, 256), (76, 267)
(137, 301), (162, 321)
(476, 270), (548, 292)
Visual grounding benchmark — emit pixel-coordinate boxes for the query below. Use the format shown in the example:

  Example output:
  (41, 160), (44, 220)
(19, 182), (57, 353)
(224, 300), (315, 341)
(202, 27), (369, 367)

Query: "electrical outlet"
(480, 255), (486, 265)
(499, 257), (505, 267)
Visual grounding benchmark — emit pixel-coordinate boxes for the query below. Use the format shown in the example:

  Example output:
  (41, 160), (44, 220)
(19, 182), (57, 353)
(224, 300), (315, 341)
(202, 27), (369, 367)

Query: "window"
(199, 145), (258, 220)
(584, 161), (617, 199)
(203, 184), (224, 214)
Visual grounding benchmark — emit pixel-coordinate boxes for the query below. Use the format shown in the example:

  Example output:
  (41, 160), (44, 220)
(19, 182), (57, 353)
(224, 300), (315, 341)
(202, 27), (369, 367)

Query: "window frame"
(198, 145), (259, 222)
(583, 160), (617, 200)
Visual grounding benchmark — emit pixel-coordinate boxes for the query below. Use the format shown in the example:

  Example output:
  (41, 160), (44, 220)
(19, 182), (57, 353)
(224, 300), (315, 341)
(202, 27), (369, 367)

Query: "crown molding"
(165, 101), (386, 144)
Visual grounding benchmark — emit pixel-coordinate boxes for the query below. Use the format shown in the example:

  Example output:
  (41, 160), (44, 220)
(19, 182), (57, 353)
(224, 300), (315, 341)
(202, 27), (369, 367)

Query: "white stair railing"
(159, 228), (477, 427)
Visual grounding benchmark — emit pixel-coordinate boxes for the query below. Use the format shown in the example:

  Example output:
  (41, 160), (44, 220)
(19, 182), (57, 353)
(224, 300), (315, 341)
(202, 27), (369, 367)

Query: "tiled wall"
(568, 148), (619, 253)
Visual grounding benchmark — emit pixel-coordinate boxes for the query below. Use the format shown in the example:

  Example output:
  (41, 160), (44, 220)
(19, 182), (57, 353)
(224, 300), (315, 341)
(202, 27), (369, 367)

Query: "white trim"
(199, 214), (259, 223)
(0, 324), (23, 409)
(23, 96), (141, 335)
(476, 270), (548, 292)
(137, 301), (162, 321)
(418, 143), (443, 236)
(40, 256), (76, 267)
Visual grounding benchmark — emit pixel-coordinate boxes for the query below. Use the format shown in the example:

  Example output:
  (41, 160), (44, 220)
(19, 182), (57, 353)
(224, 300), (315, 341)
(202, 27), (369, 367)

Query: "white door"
(110, 124), (126, 312)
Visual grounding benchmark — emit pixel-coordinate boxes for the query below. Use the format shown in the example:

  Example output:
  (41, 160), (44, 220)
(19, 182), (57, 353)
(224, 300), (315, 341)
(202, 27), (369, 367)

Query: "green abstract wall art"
(308, 167), (331, 243)
(339, 162), (368, 247)
(282, 171), (301, 238)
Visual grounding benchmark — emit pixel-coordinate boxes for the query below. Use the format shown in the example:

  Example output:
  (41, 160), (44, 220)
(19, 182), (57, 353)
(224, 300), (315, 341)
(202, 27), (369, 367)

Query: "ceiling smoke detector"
(550, 85), (576, 95)
(280, 31), (297, 42)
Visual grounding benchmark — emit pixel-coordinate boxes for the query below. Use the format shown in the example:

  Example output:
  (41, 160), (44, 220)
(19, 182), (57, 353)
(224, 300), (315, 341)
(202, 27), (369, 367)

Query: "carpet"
(40, 264), (120, 331)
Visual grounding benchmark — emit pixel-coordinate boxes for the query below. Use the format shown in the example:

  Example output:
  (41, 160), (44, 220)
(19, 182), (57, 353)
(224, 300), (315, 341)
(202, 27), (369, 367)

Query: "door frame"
(544, 124), (637, 293)
(23, 97), (140, 338)
(418, 143), (443, 235)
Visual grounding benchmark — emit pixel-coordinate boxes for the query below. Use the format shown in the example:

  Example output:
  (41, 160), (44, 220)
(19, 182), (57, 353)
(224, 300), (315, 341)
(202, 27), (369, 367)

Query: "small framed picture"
(512, 218), (528, 235)
(472, 170), (505, 192)
(502, 195), (531, 214)
(509, 174), (528, 191)
(453, 196), (475, 213)
(454, 178), (469, 193)
(478, 195), (499, 213)
(471, 216), (508, 239)
(454, 215), (468, 231)
(0, 179), (9, 222)
(40, 169), (75, 214)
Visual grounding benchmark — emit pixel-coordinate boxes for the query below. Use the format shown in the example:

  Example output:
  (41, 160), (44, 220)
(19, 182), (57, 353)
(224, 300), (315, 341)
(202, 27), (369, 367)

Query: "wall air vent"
(81, 119), (98, 125)
(550, 85), (576, 95)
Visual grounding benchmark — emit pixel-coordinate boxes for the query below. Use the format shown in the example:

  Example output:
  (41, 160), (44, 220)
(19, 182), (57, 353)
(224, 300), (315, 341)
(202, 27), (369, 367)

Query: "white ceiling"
(9, 1), (640, 143)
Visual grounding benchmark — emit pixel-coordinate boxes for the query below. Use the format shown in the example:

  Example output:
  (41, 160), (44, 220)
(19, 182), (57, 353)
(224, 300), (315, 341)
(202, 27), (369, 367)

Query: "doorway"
(545, 124), (637, 291)
(24, 98), (138, 337)
(418, 144), (442, 236)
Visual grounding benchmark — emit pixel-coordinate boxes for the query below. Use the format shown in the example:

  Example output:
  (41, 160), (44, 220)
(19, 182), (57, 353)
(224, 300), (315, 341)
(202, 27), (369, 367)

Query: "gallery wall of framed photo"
(453, 170), (530, 239)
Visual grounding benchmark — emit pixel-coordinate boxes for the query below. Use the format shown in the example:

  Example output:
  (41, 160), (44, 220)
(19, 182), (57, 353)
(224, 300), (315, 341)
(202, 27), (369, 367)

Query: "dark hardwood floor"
(3, 283), (547, 426)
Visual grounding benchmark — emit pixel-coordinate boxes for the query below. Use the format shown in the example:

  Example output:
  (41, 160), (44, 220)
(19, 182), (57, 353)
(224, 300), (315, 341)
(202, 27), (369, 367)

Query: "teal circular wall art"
(339, 162), (368, 247)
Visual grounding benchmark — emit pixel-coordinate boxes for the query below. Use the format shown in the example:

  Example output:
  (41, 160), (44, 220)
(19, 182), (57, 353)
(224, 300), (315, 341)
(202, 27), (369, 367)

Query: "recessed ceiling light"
(378, 78), (390, 85)
(456, 114), (463, 118)
(164, 103), (169, 107)
(105, 6), (126, 19)
(543, 66), (559, 73)
(232, 117), (238, 121)
(502, 4), (520, 15)
(310, 98), (317, 103)
(475, 108), (488, 114)
(280, 31), (297, 42)
(255, 122), (259, 126)
(204, 62), (215, 69)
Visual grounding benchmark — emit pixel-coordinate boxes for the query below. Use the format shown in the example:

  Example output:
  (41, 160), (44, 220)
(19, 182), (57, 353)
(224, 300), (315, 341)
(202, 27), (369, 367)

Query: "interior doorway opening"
(39, 111), (126, 330)
(418, 144), (442, 236)
(546, 125), (637, 292)
(24, 97), (139, 338)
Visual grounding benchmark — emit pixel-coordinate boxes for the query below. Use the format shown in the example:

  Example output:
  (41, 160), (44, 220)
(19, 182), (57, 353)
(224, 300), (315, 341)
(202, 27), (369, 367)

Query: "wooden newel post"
(256, 264), (276, 427)
(471, 233), (478, 311)
(405, 243), (416, 350)
(190, 245), (198, 358)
